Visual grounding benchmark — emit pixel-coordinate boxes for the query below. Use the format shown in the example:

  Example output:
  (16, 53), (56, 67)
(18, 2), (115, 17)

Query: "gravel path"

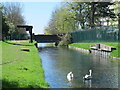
(11, 40), (28, 43)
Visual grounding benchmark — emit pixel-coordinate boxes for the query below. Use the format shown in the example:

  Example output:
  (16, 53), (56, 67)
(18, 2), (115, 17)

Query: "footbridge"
(17, 25), (62, 45)
(33, 34), (61, 43)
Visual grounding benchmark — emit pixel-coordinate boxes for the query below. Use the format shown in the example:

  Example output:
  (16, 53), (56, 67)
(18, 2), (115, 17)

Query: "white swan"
(83, 70), (92, 80)
(67, 72), (73, 81)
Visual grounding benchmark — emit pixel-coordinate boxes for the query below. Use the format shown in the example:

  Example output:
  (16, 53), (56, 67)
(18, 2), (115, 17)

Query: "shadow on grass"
(2, 79), (19, 88)
(3, 41), (33, 46)
(2, 79), (48, 89)
(2, 79), (118, 90)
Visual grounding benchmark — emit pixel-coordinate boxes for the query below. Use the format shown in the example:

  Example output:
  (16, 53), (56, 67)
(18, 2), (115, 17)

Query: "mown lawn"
(1, 41), (49, 88)
(69, 42), (119, 58)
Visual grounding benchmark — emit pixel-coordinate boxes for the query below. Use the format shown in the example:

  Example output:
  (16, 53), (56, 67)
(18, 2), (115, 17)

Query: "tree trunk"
(91, 2), (95, 29)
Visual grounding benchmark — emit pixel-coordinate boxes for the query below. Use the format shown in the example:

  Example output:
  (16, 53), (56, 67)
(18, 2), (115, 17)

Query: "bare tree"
(3, 2), (26, 34)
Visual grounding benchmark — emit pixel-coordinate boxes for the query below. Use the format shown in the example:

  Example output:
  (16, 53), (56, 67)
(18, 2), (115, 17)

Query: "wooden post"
(29, 27), (33, 43)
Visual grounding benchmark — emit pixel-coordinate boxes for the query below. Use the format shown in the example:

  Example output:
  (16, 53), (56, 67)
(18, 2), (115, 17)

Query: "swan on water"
(83, 70), (92, 80)
(67, 72), (73, 81)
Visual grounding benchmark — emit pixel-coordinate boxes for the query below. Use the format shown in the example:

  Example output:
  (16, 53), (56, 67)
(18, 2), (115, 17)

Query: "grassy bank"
(69, 42), (119, 58)
(1, 41), (49, 88)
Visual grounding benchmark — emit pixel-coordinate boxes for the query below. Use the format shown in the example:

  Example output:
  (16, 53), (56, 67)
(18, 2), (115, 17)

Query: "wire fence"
(71, 26), (119, 43)
(9, 33), (29, 40)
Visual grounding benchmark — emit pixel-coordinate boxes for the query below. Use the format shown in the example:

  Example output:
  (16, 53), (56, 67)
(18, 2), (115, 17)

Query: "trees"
(4, 3), (26, 34)
(1, 4), (9, 40)
(67, 2), (90, 29)
(2, 2), (26, 40)
(111, 0), (120, 25)
(2, 17), (9, 40)
(68, 2), (116, 29)
(90, 2), (116, 28)
(44, 1), (117, 45)
(45, 1), (116, 35)
(45, 3), (77, 34)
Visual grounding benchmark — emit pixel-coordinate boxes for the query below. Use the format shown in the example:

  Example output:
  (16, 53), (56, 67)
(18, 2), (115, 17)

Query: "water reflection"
(83, 80), (92, 88)
(67, 81), (72, 87)
(38, 46), (118, 88)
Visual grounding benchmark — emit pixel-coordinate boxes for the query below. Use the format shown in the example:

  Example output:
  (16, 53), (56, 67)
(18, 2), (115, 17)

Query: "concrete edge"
(69, 45), (120, 60)
(68, 46), (90, 54)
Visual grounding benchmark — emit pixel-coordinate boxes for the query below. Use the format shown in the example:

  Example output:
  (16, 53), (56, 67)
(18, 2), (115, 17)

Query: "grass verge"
(69, 42), (119, 58)
(1, 40), (49, 88)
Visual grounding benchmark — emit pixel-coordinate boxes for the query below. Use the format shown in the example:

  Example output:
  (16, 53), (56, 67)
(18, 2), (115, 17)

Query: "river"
(38, 44), (119, 88)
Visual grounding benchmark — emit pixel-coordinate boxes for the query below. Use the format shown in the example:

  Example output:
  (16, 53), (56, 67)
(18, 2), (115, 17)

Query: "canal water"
(38, 44), (119, 88)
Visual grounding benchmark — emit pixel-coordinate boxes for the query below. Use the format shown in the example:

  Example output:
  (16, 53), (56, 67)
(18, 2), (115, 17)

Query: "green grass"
(5, 40), (36, 46)
(1, 41), (49, 88)
(0, 41), (2, 81)
(69, 42), (119, 58)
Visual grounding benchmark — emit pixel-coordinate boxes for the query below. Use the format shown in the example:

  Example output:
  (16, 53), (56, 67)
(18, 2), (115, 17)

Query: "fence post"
(118, 13), (120, 43)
